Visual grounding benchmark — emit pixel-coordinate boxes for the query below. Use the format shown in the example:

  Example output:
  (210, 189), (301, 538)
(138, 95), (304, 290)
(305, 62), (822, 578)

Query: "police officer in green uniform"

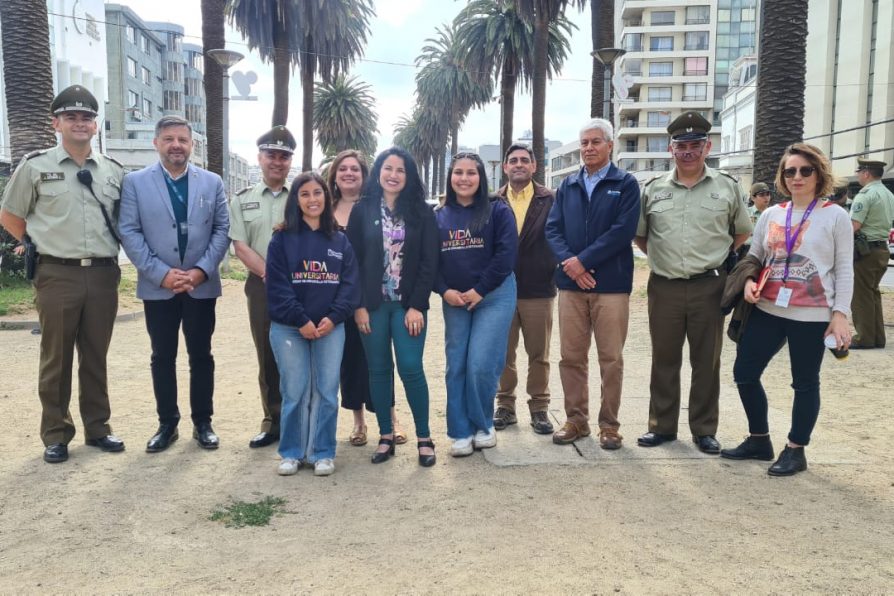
(633, 110), (752, 454)
(850, 157), (894, 349)
(228, 126), (295, 447)
(0, 85), (126, 463)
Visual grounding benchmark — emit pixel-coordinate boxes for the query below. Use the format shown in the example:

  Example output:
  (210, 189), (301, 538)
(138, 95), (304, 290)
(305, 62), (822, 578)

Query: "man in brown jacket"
(493, 144), (557, 434)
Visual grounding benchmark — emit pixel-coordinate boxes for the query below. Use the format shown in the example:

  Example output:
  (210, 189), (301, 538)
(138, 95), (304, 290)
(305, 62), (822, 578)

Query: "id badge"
(775, 287), (792, 308)
(179, 221), (189, 235)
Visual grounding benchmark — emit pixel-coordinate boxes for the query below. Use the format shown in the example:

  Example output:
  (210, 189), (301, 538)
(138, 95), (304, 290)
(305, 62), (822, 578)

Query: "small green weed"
(210, 496), (287, 528)
(0, 272), (34, 316)
(221, 256), (248, 281)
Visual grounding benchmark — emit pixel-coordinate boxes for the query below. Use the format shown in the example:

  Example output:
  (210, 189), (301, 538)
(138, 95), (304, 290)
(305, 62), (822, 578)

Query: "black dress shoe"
(417, 439), (436, 467)
(693, 435), (721, 454)
(86, 434), (125, 452)
(371, 437), (395, 464)
(193, 423), (220, 449)
(43, 443), (68, 463)
(721, 435), (774, 461)
(768, 446), (807, 476)
(146, 424), (179, 453)
(637, 431), (677, 447)
(249, 431), (279, 448)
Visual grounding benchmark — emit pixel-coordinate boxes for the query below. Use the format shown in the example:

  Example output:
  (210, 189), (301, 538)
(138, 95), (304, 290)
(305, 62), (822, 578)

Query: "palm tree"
(589, 0), (614, 119)
(453, 0), (574, 168)
(0, 0), (55, 166)
(394, 111), (433, 195)
(202, 0), (226, 177)
(516, 0), (584, 183)
(752, 0), (808, 192)
(313, 74), (378, 158)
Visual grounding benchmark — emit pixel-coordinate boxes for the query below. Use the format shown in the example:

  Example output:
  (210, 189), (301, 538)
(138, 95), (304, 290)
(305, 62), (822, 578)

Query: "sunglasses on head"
(782, 166), (816, 178)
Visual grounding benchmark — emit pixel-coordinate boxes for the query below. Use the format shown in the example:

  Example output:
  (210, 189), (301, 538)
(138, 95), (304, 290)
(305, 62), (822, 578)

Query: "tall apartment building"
(614, 0), (758, 182)
(805, 0), (894, 183)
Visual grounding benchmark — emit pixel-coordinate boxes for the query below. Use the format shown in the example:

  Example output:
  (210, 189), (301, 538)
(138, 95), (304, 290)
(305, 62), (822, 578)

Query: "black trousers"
(144, 294), (217, 426)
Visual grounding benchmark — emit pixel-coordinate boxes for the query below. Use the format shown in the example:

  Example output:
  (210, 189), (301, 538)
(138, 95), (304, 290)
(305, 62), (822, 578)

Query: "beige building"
(805, 0), (894, 181)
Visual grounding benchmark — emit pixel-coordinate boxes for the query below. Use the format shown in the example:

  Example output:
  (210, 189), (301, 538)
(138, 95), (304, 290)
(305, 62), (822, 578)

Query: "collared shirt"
(160, 161), (188, 182)
(228, 180), (290, 260)
(506, 182), (534, 234)
(1, 144), (123, 258)
(850, 179), (894, 241)
(582, 162), (612, 198)
(637, 165), (752, 279)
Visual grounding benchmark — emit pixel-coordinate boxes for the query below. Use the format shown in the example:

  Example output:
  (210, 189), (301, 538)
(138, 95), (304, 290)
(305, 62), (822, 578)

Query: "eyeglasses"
(782, 166), (816, 178)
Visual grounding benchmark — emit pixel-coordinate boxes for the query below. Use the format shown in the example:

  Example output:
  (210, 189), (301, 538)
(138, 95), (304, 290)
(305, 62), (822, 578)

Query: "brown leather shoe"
(552, 421), (590, 445)
(599, 428), (623, 450)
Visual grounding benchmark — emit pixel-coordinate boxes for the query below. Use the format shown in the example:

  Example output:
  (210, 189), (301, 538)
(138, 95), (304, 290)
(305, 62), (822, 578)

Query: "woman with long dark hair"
(266, 172), (359, 476)
(721, 143), (853, 476)
(346, 147), (439, 467)
(436, 152), (518, 457)
(328, 150), (403, 448)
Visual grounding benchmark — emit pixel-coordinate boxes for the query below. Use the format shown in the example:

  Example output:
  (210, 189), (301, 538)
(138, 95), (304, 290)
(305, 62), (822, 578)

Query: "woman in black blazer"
(346, 147), (439, 467)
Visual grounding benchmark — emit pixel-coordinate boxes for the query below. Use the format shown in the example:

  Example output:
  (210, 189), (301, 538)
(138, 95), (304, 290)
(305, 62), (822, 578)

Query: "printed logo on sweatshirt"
(291, 260), (340, 284)
(327, 248), (343, 260)
(441, 228), (484, 251)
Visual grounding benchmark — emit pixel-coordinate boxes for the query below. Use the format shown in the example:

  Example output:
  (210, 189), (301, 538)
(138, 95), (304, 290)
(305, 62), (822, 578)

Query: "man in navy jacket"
(545, 118), (641, 449)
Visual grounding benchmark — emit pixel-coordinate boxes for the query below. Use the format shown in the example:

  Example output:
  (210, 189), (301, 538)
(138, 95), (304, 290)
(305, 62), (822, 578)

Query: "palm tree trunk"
(500, 63), (518, 180)
(440, 145), (448, 195)
(423, 161), (430, 198)
(301, 63), (314, 171)
(201, 0), (225, 177)
(271, 15), (289, 127)
(1, 0), (56, 165)
(590, 0), (614, 120)
(450, 124), (459, 157)
(753, 0), (808, 194)
(531, 13), (549, 184)
(432, 154), (440, 199)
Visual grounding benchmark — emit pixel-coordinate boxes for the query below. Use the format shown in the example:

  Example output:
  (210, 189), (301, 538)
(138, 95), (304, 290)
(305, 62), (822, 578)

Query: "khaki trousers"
(646, 272), (725, 436)
(557, 290), (629, 430)
(245, 273), (282, 433)
(496, 297), (554, 413)
(34, 263), (119, 445)
(852, 247), (889, 347)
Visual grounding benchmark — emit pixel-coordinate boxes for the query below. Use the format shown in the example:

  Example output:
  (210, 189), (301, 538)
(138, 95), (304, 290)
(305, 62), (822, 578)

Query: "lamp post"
(206, 48), (244, 198)
(591, 48), (627, 122)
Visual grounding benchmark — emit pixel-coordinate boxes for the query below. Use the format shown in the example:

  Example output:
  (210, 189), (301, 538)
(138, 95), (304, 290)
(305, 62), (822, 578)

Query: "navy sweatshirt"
(435, 199), (518, 296)
(265, 222), (360, 327)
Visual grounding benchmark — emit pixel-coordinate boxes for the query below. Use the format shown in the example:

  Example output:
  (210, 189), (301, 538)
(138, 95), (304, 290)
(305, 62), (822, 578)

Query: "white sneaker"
(473, 428), (497, 449)
(277, 458), (299, 476)
(314, 458), (335, 476)
(450, 436), (474, 457)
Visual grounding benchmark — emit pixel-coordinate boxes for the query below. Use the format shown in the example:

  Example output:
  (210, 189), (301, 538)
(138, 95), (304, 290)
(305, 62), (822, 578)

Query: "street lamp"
(206, 48), (244, 198)
(591, 48), (626, 121)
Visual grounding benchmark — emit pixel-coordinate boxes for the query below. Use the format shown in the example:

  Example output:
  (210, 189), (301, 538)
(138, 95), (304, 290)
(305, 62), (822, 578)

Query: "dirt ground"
(0, 265), (892, 594)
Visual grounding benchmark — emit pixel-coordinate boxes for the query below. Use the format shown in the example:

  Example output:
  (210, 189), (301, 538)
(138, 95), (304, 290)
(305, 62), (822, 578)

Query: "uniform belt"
(38, 255), (117, 267)
(653, 269), (721, 282)
(867, 240), (887, 247)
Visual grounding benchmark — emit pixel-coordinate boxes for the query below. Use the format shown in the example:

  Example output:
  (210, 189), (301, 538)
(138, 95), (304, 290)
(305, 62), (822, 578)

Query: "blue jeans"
(733, 307), (826, 446)
(360, 301), (431, 438)
(269, 321), (344, 462)
(443, 275), (517, 439)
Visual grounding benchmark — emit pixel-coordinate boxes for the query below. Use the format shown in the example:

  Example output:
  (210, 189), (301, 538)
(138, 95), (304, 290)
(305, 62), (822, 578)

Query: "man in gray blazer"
(119, 116), (230, 453)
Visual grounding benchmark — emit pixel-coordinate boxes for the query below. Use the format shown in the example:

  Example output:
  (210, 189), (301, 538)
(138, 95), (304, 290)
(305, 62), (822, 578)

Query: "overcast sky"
(118, 0), (595, 165)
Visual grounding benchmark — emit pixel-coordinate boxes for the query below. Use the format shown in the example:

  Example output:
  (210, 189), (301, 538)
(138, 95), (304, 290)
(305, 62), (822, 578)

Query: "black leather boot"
(720, 435), (774, 461)
(768, 445), (807, 476)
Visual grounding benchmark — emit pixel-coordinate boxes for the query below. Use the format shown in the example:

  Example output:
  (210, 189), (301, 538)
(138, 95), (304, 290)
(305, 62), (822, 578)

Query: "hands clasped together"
(162, 267), (206, 294)
(561, 256), (596, 290)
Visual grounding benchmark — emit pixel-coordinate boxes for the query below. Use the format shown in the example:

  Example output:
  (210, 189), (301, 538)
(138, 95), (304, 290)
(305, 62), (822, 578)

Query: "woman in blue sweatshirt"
(436, 152), (518, 457)
(266, 172), (360, 477)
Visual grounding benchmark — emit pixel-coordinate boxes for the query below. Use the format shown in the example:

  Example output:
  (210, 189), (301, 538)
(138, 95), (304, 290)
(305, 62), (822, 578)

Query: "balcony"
(683, 69), (709, 76)
(684, 44), (710, 51)
(682, 95), (708, 102)
(624, 43), (643, 52)
(685, 18), (710, 25)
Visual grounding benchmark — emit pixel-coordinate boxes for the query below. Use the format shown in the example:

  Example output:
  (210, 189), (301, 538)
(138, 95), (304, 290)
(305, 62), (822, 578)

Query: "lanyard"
(163, 169), (188, 207)
(782, 198), (817, 281)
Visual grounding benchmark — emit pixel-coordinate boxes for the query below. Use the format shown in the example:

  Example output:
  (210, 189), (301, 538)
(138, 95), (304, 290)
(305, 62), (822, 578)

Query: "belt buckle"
(79, 258), (93, 267)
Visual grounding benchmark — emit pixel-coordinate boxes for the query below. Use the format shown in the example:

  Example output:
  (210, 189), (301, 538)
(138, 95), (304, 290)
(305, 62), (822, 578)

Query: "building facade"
(717, 55), (757, 186)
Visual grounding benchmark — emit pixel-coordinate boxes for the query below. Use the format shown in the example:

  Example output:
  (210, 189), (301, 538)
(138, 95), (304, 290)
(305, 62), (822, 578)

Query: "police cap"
(856, 156), (886, 170)
(257, 126), (296, 154)
(50, 85), (99, 116)
(667, 110), (711, 141)
(750, 182), (770, 196)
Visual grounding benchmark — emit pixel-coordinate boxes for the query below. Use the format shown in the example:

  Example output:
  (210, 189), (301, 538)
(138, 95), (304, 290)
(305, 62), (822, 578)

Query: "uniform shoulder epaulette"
(23, 148), (50, 161)
(235, 187), (251, 196)
(642, 173), (664, 187)
(717, 169), (739, 183)
(102, 153), (125, 168)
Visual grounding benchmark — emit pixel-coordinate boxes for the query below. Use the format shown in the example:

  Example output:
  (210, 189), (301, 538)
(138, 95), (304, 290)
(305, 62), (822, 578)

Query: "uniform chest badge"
(40, 172), (65, 181)
(710, 192), (720, 200)
(242, 201), (261, 210)
(655, 191), (672, 201)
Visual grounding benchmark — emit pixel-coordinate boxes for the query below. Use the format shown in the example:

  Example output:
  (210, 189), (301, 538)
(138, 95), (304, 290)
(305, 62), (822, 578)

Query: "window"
(141, 35), (150, 54)
(623, 59), (642, 76)
(738, 125), (753, 151)
(648, 86), (672, 102)
(163, 90), (182, 112)
(191, 53), (204, 71)
(685, 31), (709, 51)
(619, 159), (637, 171)
(141, 67), (151, 85)
(126, 25), (135, 44)
(623, 33), (643, 52)
(683, 83), (707, 101)
(127, 57), (137, 78)
(626, 139), (637, 152)
(650, 11), (675, 26)
(686, 6), (710, 24)
(127, 90), (139, 108)
(684, 57), (708, 76)
(647, 111), (671, 127)
(650, 36), (673, 51)
(648, 62), (673, 77)
(166, 33), (182, 53)
(722, 136), (731, 153)
(166, 61), (182, 83)
(647, 136), (669, 152)
(142, 98), (152, 116)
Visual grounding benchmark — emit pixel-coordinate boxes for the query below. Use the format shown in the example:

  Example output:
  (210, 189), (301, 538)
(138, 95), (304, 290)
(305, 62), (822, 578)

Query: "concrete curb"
(0, 310), (144, 331)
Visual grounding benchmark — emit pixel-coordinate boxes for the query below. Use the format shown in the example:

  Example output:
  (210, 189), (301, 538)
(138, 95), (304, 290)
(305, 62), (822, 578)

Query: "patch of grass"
(0, 272), (34, 316)
(210, 496), (287, 528)
(221, 256), (248, 281)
